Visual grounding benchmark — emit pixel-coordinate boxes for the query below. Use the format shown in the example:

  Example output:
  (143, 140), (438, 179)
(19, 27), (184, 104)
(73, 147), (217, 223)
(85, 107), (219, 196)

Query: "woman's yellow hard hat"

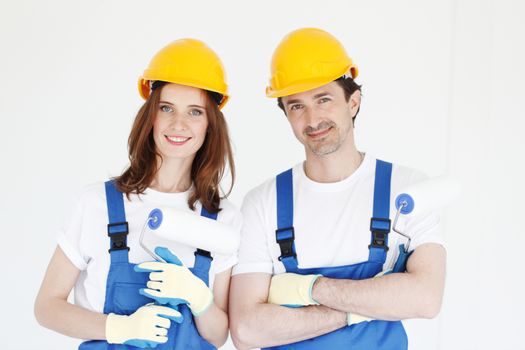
(266, 28), (358, 98)
(138, 39), (229, 109)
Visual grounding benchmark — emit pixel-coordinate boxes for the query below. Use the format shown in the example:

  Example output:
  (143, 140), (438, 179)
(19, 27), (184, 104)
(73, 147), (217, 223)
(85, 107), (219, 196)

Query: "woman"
(34, 38), (240, 349)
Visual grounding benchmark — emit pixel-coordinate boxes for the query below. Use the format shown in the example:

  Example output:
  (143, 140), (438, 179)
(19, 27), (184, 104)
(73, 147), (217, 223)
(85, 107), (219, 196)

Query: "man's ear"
(349, 90), (361, 117)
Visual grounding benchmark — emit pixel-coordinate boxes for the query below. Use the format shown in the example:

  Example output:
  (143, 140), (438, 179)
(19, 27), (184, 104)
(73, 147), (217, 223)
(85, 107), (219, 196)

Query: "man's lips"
(165, 135), (191, 145)
(306, 127), (332, 139)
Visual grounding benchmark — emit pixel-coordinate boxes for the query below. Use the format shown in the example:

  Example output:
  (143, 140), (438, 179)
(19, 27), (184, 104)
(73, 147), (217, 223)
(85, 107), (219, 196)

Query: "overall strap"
(368, 160), (393, 263)
(192, 206), (217, 286)
(275, 168), (299, 272)
(104, 180), (130, 264)
(392, 244), (414, 273)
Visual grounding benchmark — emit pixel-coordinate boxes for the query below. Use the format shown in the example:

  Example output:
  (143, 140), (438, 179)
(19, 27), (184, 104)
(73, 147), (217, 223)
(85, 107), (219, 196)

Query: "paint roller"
(394, 175), (460, 220)
(390, 176), (460, 272)
(139, 206), (240, 262)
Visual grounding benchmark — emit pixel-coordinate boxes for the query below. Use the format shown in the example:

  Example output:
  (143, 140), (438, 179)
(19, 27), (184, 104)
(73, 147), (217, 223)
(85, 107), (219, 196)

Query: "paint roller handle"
(135, 247), (214, 317)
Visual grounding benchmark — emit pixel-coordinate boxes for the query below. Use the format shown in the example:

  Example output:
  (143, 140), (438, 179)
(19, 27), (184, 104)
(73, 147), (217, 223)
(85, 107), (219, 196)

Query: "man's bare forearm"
(313, 272), (435, 320)
(231, 302), (346, 349)
(311, 244), (446, 320)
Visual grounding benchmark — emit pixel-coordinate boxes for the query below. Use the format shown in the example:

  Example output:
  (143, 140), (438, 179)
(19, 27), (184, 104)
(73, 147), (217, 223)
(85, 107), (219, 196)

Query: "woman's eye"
(160, 105), (172, 113)
(189, 109), (203, 116)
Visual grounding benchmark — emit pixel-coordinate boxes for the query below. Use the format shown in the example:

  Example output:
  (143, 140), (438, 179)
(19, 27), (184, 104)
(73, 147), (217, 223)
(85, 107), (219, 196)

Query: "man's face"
(281, 81), (360, 156)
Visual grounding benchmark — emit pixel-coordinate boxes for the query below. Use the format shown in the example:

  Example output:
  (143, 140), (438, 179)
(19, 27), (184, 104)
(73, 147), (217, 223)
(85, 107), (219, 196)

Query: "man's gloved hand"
(105, 303), (183, 348)
(135, 247), (214, 316)
(268, 273), (321, 307)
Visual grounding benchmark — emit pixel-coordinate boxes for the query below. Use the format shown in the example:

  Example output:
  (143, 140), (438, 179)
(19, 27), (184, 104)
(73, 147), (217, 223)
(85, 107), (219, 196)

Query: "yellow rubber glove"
(105, 303), (183, 348)
(268, 273), (321, 307)
(135, 247), (213, 316)
(269, 270), (390, 324)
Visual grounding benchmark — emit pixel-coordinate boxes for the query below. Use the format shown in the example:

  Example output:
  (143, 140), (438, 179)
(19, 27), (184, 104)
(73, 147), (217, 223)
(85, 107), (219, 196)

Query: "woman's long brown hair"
(115, 85), (235, 214)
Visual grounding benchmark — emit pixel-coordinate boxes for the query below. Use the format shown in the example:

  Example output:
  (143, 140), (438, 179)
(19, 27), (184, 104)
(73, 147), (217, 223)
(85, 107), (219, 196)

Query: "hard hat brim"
(266, 79), (333, 98)
(138, 77), (229, 109)
(266, 66), (358, 99)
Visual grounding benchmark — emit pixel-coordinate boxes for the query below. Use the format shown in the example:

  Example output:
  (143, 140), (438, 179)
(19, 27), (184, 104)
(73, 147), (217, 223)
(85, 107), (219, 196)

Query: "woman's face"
(153, 83), (209, 162)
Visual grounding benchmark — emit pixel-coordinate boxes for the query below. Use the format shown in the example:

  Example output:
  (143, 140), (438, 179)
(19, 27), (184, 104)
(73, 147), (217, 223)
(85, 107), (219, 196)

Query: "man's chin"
(307, 143), (340, 156)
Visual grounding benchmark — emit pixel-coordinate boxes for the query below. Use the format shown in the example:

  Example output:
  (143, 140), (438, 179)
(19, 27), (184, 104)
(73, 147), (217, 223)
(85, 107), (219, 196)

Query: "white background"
(1, 0), (524, 349)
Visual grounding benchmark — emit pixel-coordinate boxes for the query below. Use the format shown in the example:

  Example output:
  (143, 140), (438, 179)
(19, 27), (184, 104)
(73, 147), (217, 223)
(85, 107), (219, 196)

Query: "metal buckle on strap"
(107, 221), (130, 252)
(369, 218), (391, 251)
(276, 226), (296, 261)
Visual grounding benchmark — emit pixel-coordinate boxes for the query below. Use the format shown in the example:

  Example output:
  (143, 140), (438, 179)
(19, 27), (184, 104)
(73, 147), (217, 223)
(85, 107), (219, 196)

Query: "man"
(229, 28), (446, 350)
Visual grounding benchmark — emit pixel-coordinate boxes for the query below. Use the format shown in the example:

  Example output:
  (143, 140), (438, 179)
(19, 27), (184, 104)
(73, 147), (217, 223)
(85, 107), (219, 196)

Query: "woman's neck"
(149, 156), (194, 193)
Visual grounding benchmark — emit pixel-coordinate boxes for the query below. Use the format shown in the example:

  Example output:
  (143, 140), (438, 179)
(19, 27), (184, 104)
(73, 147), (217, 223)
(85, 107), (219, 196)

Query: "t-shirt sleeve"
(404, 211), (444, 250)
(232, 193), (274, 275)
(57, 191), (89, 270)
(401, 171), (445, 251)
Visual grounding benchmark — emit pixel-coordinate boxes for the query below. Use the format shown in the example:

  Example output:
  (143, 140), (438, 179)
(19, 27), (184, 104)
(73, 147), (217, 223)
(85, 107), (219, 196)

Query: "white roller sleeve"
(394, 176), (460, 217)
(146, 206), (240, 255)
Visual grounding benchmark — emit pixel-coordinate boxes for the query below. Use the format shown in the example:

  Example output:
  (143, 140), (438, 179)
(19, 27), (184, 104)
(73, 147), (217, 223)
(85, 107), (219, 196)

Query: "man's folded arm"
(229, 272), (347, 350)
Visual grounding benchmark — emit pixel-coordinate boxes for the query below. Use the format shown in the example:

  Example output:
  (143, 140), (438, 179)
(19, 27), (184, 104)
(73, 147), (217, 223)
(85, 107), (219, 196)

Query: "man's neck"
(304, 146), (363, 183)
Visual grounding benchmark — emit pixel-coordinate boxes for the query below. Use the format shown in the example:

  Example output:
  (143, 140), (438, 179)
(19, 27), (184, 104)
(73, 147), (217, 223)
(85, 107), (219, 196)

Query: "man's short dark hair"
(277, 77), (362, 123)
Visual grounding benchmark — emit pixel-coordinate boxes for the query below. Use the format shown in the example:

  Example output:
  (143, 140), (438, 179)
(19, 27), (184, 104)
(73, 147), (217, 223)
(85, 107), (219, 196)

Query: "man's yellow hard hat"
(138, 39), (229, 109)
(266, 28), (358, 98)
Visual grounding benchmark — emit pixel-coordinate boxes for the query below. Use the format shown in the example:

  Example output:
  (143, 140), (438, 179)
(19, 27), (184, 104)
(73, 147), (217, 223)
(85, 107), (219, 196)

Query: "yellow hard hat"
(266, 28), (358, 98)
(138, 39), (229, 109)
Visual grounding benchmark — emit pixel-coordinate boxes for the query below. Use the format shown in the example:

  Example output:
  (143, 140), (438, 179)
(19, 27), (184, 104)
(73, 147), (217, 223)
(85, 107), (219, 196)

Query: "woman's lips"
(165, 135), (191, 145)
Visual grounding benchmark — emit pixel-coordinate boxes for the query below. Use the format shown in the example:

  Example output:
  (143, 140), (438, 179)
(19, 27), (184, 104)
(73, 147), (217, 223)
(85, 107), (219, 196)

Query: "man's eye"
(319, 97), (331, 103)
(290, 104), (303, 111)
(160, 105), (172, 113)
(189, 109), (203, 116)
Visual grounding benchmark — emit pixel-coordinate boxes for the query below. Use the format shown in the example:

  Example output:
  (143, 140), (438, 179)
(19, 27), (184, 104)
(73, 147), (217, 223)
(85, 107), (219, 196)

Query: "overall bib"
(79, 181), (216, 350)
(264, 160), (408, 350)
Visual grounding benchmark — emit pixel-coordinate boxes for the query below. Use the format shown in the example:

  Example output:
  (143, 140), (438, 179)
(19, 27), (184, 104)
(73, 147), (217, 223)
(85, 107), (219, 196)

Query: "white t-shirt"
(58, 182), (242, 313)
(232, 153), (444, 350)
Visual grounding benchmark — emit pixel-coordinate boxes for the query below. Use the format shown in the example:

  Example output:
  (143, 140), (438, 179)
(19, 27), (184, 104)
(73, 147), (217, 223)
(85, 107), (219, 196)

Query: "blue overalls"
(79, 181), (216, 350)
(264, 160), (408, 350)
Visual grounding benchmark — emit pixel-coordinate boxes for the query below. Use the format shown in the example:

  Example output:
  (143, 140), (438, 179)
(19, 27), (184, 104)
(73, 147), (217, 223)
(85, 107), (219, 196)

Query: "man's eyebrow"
(313, 92), (331, 99)
(286, 98), (302, 106)
(286, 92), (332, 106)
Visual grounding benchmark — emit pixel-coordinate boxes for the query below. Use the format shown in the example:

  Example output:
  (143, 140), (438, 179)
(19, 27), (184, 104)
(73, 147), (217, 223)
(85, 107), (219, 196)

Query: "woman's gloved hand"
(105, 303), (183, 348)
(135, 247), (214, 316)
